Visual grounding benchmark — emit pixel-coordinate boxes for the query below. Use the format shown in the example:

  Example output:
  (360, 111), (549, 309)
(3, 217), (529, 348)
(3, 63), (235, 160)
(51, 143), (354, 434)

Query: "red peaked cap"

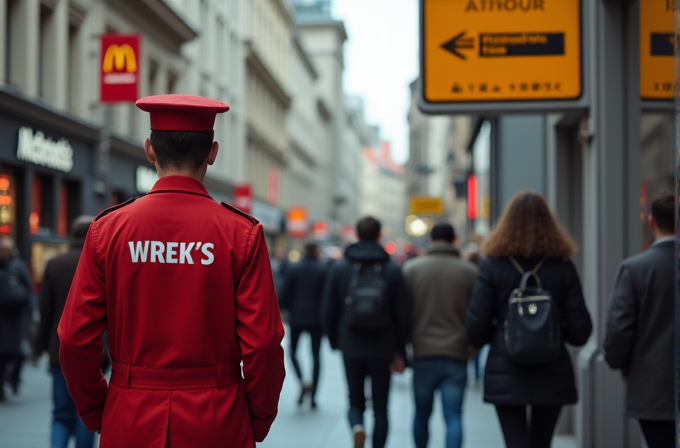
(135, 94), (230, 132)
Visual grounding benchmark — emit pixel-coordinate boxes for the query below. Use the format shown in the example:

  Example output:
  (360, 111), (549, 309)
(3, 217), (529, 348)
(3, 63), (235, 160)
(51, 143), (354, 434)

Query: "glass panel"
(0, 170), (17, 239)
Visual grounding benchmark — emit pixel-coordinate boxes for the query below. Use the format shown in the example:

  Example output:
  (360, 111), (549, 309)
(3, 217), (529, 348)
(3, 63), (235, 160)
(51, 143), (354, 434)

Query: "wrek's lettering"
(128, 241), (214, 265)
(465, 0), (545, 12)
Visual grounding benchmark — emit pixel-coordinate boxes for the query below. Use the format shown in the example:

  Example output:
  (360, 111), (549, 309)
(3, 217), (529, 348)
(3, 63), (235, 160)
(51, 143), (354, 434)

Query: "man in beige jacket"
(403, 223), (477, 448)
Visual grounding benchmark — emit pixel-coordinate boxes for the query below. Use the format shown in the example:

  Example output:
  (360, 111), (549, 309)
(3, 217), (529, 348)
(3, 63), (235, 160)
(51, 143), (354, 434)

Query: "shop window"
(0, 170), (17, 239)
(30, 175), (54, 235)
(58, 184), (68, 236)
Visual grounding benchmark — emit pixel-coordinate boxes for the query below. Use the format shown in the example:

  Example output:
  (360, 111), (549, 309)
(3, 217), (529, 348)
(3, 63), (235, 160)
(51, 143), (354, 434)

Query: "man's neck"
(654, 232), (674, 241)
(156, 166), (206, 183)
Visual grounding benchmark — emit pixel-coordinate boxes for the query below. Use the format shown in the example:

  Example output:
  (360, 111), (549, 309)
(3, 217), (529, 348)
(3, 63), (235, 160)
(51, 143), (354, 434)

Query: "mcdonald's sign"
(100, 34), (140, 103)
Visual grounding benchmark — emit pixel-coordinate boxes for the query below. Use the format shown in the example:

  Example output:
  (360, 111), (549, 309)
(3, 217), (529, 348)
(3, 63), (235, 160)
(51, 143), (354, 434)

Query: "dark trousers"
(289, 326), (323, 398)
(0, 353), (23, 397)
(638, 419), (676, 448)
(343, 356), (392, 448)
(495, 405), (562, 448)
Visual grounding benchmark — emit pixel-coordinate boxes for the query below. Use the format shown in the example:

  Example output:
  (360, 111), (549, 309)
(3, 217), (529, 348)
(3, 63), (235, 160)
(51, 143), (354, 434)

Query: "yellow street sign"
(409, 197), (445, 215)
(422, 0), (582, 103)
(640, 0), (676, 100)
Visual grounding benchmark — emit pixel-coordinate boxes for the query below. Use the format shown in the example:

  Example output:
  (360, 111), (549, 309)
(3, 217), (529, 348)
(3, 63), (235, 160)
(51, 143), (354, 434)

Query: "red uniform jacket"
(58, 176), (285, 448)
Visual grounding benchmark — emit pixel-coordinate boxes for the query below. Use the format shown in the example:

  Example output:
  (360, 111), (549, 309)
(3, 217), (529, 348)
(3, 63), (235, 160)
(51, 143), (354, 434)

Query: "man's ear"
(648, 214), (656, 232)
(144, 139), (157, 164)
(206, 141), (219, 166)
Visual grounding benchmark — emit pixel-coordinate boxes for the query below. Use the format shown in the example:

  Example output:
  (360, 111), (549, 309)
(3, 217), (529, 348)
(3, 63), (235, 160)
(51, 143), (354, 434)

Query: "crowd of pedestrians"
(275, 190), (675, 448)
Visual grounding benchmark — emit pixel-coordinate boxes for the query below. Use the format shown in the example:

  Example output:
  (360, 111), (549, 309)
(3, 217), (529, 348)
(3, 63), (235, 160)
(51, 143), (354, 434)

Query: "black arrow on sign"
(441, 31), (474, 60)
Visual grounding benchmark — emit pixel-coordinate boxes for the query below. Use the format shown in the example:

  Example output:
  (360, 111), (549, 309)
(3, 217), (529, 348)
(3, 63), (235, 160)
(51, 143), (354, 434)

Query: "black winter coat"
(465, 256), (592, 406)
(278, 256), (327, 329)
(322, 241), (410, 360)
(34, 246), (82, 365)
(0, 257), (35, 356)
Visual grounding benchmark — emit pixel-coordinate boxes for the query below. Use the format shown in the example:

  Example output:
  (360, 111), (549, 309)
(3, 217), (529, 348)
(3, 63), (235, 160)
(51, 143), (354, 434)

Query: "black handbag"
(504, 258), (562, 364)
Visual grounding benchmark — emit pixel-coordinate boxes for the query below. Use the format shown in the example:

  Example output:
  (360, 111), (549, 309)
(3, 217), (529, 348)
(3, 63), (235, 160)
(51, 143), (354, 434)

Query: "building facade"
(361, 141), (406, 243)
(0, 0), (368, 280)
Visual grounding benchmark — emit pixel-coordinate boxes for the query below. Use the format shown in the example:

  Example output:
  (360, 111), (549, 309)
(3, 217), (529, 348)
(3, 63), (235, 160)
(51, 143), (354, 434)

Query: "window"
(30, 175), (54, 235)
(0, 169), (17, 239)
(67, 22), (80, 112)
(38, 3), (54, 100)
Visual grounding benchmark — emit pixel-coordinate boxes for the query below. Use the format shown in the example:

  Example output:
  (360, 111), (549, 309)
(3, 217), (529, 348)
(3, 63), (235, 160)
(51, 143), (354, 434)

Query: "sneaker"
(352, 425), (366, 448)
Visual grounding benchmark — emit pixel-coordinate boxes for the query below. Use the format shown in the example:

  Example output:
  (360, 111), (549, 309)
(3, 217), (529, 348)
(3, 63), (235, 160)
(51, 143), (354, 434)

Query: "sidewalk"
(0, 334), (577, 448)
(263, 331), (576, 448)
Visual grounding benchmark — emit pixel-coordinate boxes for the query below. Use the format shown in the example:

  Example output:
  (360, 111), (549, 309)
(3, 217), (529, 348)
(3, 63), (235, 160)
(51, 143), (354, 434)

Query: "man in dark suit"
(278, 241), (327, 409)
(34, 216), (96, 448)
(604, 191), (675, 448)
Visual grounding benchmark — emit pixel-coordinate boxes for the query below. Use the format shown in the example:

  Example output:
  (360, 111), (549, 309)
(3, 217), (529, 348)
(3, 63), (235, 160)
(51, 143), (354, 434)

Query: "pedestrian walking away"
(0, 235), (35, 402)
(604, 190), (676, 448)
(465, 191), (593, 448)
(34, 216), (96, 448)
(322, 216), (410, 448)
(58, 94), (285, 448)
(278, 241), (328, 409)
(403, 223), (478, 448)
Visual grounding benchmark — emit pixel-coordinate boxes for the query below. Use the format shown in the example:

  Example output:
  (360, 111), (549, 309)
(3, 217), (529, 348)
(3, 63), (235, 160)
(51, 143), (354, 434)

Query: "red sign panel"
(268, 167), (278, 206)
(100, 34), (140, 103)
(233, 185), (252, 214)
(287, 206), (308, 239)
(467, 174), (478, 220)
(313, 221), (330, 240)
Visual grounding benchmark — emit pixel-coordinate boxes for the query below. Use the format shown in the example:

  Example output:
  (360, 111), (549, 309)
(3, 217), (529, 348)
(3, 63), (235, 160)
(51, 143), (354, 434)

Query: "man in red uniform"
(58, 94), (285, 447)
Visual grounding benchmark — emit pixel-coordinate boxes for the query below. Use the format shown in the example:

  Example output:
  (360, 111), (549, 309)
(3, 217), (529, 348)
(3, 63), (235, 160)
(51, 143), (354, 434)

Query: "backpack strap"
(511, 257), (547, 290)
(510, 257), (525, 275)
(510, 257), (547, 275)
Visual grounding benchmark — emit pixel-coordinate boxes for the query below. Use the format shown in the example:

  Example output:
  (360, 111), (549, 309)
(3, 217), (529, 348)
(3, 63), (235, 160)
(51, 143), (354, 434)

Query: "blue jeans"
(51, 365), (95, 448)
(412, 357), (467, 448)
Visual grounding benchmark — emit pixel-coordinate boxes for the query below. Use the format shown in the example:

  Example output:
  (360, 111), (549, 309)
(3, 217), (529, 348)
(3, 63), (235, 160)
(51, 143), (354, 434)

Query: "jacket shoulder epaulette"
(220, 202), (259, 225)
(95, 198), (135, 221)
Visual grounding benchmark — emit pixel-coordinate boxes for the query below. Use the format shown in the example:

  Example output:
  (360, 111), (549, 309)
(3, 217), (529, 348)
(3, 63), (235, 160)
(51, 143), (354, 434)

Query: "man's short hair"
(356, 217), (381, 241)
(651, 190), (675, 233)
(430, 223), (456, 243)
(304, 241), (318, 257)
(150, 130), (214, 171)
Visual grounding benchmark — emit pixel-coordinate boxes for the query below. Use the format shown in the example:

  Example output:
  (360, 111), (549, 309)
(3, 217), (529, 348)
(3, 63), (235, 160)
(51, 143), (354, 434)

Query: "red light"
(467, 174), (478, 220)
(0, 225), (10, 234)
(384, 242), (398, 255)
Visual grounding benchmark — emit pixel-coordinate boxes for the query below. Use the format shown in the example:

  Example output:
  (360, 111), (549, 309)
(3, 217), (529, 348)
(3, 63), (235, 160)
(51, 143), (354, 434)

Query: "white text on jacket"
(128, 241), (215, 265)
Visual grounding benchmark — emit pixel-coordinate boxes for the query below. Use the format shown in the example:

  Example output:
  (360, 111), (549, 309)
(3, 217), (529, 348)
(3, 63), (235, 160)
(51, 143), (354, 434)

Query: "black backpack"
(504, 258), (562, 364)
(343, 262), (389, 331)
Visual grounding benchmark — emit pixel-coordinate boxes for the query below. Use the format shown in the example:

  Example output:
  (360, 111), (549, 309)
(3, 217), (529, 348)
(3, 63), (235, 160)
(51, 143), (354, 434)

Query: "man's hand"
(390, 356), (406, 374)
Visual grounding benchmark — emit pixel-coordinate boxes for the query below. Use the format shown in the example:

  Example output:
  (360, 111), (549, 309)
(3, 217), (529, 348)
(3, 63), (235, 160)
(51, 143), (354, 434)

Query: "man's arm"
(603, 263), (637, 371)
(235, 223), (285, 443)
(321, 263), (342, 349)
(57, 226), (108, 432)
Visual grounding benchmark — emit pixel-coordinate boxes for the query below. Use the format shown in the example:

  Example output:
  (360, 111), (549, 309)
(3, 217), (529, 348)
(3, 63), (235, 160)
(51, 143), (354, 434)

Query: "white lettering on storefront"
(16, 127), (74, 172)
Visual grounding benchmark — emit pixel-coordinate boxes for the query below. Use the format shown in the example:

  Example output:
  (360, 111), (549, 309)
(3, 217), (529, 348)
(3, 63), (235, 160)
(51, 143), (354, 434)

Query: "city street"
(0, 330), (577, 448)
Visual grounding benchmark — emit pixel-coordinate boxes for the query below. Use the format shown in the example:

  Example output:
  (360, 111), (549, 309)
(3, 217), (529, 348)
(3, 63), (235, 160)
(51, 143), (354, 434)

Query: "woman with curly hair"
(465, 191), (592, 448)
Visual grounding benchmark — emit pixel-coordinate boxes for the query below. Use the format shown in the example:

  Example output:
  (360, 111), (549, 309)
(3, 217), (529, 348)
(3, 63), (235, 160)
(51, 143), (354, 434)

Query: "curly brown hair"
(482, 191), (576, 259)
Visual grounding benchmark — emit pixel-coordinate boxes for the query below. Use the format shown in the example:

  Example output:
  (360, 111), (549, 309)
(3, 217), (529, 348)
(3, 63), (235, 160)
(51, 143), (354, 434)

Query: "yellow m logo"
(102, 44), (137, 73)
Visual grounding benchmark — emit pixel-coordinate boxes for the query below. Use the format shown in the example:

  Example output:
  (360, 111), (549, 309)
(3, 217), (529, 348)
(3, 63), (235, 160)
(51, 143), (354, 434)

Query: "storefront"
(0, 111), (100, 288)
